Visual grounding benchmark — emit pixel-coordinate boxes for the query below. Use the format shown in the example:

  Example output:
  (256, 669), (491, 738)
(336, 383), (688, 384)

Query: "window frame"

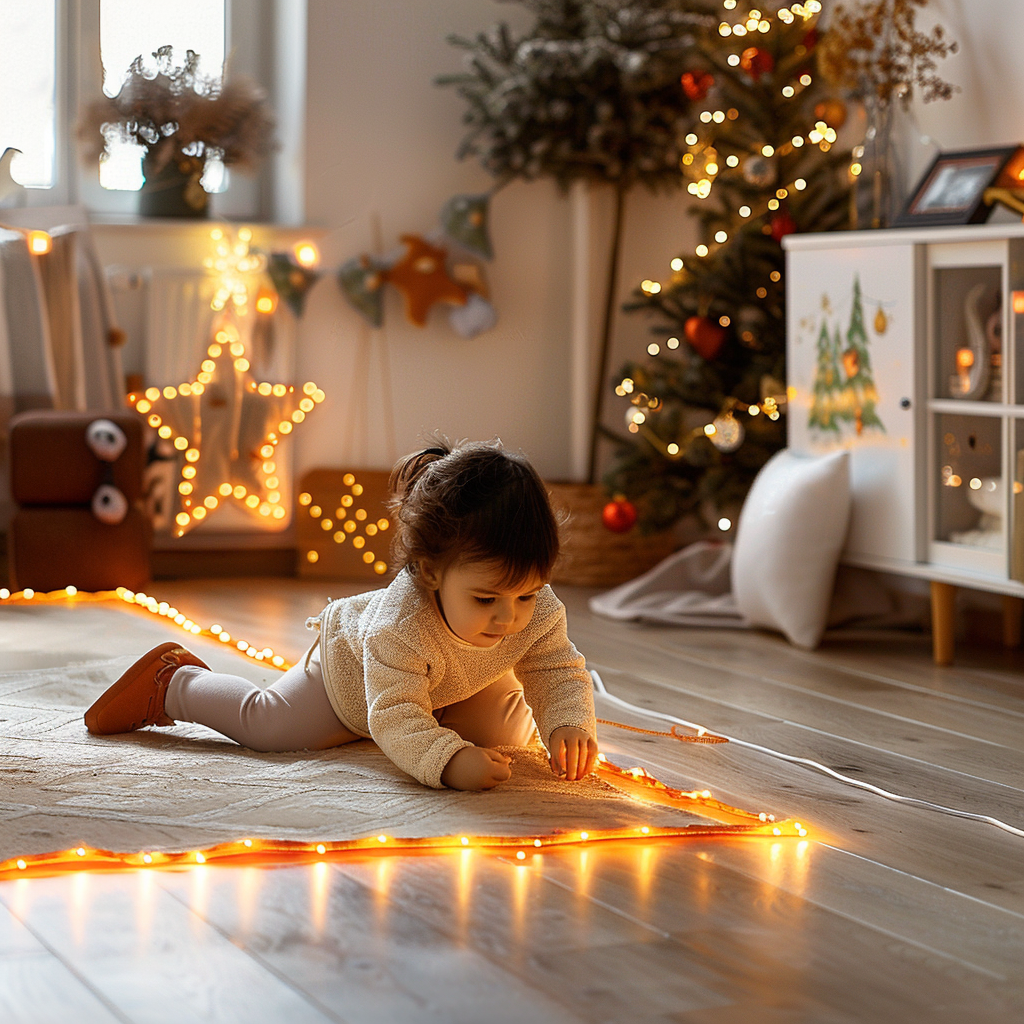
(20, 0), (305, 224)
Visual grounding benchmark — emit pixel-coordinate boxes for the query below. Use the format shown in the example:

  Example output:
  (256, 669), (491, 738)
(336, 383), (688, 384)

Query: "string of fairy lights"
(0, 585), (802, 879)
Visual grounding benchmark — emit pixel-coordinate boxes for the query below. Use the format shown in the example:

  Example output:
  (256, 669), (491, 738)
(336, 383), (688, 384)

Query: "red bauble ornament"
(681, 70), (714, 101)
(602, 497), (638, 534)
(770, 209), (797, 242)
(740, 47), (775, 81)
(684, 315), (727, 360)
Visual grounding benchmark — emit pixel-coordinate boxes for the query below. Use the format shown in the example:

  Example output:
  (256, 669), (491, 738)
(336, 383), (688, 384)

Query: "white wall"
(293, 0), (696, 482)
(906, 0), (1024, 195)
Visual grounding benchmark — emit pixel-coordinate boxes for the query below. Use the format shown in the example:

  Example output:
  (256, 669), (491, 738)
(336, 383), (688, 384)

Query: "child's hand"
(548, 727), (598, 781)
(441, 745), (512, 791)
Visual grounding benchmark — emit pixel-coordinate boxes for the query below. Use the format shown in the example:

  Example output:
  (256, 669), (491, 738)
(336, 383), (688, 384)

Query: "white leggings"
(165, 645), (538, 753)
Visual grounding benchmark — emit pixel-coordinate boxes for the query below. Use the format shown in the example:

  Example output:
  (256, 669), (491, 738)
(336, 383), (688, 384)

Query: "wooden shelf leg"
(930, 581), (957, 666)
(1002, 595), (1024, 648)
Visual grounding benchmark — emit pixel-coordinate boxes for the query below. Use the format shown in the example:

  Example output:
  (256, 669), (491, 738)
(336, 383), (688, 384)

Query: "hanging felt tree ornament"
(602, 496), (638, 534)
(439, 194), (493, 260)
(382, 235), (468, 327)
(684, 315), (727, 361)
(267, 253), (320, 318)
(337, 255), (387, 328)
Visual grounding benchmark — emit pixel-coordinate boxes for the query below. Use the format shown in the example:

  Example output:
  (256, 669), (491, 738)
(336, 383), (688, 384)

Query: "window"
(0, 0), (57, 189)
(0, 0), (305, 223)
(98, 0), (226, 192)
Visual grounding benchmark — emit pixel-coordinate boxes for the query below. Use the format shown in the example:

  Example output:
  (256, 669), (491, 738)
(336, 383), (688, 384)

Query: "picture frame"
(892, 146), (1019, 228)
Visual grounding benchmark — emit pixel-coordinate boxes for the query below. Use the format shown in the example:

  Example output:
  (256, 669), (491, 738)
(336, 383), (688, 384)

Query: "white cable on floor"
(589, 668), (1024, 840)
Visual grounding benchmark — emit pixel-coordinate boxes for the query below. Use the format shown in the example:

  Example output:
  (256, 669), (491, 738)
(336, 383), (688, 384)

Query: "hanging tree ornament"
(602, 495), (638, 533)
(439, 193), (493, 260)
(742, 154), (776, 187)
(770, 208), (797, 242)
(709, 410), (744, 453)
(739, 47), (775, 81)
(680, 70), (714, 101)
(814, 98), (847, 128)
(684, 315), (727, 360)
(874, 305), (888, 334)
(337, 254), (387, 328)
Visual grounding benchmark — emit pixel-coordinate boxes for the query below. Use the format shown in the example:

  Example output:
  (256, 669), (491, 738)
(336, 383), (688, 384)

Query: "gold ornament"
(874, 305), (888, 334)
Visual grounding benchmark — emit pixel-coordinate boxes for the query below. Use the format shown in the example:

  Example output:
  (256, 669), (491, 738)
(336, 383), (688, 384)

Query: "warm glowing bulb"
(27, 230), (52, 255)
(294, 242), (320, 268)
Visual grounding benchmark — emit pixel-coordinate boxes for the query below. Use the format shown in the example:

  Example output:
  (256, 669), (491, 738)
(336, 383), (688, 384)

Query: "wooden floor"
(2, 578), (1023, 1023)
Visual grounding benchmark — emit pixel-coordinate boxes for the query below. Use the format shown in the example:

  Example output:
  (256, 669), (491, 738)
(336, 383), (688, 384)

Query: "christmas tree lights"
(604, 0), (853, 533)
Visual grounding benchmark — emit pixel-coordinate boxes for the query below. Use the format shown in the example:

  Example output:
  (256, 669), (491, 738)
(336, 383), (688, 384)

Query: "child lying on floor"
(84, 438), (599, 791)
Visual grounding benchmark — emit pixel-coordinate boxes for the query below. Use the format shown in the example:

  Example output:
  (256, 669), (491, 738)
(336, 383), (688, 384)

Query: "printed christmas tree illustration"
(837, 275), (884, 435)
(809, 317), (841, 433)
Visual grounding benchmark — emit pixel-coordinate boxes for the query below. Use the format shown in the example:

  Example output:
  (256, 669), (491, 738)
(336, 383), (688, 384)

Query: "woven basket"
(545, 482), (677, 589)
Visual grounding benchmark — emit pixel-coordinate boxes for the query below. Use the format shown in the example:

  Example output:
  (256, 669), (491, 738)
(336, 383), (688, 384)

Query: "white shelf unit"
(784, 224), (1024, 661)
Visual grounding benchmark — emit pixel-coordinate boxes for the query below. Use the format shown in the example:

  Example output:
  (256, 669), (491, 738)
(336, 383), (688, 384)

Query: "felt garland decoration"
(336, 192), (498, 337)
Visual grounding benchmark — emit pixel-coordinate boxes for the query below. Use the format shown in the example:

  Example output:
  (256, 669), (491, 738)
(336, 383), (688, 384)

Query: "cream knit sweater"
(311, 568), (596, 788)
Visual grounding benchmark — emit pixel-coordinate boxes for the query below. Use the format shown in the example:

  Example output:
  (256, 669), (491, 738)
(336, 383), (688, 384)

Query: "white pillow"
(731, 448), (851, 649)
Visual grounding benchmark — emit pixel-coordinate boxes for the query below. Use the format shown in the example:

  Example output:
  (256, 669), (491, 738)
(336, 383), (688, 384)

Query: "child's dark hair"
(388, 437), (559, 586)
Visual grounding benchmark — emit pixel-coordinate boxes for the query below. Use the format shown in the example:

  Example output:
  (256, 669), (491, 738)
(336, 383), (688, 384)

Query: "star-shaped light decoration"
(129, 317), (325, 536)
(382, 234), (468, 327)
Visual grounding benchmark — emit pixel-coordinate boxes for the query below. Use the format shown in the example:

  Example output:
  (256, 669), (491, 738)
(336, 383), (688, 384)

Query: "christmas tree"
(808, 318), (840, 433)
(602, 0), (857, 532)
(836, 275), (883, 435)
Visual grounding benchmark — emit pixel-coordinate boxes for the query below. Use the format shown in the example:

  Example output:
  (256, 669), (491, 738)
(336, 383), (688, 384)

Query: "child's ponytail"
(388, 441), (451, 503)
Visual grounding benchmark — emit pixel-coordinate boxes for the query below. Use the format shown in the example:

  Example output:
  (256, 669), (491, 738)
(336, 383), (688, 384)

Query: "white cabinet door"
(787, 243), (920, 566)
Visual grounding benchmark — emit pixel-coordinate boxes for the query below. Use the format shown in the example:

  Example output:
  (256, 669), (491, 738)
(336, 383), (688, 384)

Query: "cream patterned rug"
(0, 601), (723, 861)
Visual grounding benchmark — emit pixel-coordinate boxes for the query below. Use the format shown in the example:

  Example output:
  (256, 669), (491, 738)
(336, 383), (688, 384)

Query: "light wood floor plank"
(0, 872), (343, 1024)
(0, 954), (130, 1024)
(152, 862), (585, 1024)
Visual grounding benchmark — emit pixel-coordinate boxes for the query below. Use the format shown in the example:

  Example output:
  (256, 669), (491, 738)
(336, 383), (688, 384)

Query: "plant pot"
(139, 157), (209, 219)
(545, 481), (678, 588)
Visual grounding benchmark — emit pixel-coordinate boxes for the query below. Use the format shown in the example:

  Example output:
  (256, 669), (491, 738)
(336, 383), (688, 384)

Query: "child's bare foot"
(84, 643), (209, 735)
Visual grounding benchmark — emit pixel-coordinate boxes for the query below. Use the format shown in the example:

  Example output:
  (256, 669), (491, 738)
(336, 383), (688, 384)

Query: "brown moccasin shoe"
(84, 642), (210, 735)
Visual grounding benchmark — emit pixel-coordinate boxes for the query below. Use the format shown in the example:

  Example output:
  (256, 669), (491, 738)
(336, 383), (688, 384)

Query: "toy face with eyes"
(419, 559), (545, 648)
